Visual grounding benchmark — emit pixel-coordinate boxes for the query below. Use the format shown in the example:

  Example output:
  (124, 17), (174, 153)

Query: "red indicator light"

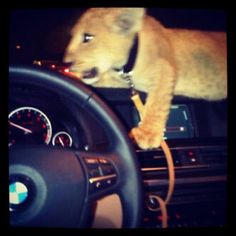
(157, 215), (163, 221)
(51, 64), (56, 69)
(42, 124), (46, 129)
(188, 151), (194, 156)
(175, 213), (181, 219)
(64, 68), (69, 73)
(157, 214), (170, 221)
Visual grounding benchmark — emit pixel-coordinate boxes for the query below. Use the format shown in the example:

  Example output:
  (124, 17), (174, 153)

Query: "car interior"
(8, 8), (227, 229)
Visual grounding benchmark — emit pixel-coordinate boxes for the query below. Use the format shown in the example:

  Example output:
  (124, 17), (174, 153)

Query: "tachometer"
(8, 107), (52, 146)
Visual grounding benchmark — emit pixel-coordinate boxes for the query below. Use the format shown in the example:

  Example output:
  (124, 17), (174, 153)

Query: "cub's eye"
(82, 33), (94, 43)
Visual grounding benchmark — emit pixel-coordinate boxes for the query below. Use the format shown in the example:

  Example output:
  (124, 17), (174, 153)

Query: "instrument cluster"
(8, 106), (74, 148)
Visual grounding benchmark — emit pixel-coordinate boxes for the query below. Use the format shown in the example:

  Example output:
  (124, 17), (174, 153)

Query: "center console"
(140, 138), (227, 227)
(94, 88), (227, 227)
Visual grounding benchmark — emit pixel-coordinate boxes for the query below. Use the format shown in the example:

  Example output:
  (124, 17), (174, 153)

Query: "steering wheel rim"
(9, 66), (143, 228)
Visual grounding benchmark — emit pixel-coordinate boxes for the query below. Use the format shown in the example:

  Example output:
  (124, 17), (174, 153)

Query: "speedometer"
(8, 107), (52, 146)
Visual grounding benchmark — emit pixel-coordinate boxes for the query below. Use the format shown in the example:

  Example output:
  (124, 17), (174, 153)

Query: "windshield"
(9, 8), (226, 65)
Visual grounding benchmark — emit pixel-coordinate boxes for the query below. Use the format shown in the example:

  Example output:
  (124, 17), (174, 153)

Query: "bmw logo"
(9, 182), (28, 206)
(9, 176), (35, 212)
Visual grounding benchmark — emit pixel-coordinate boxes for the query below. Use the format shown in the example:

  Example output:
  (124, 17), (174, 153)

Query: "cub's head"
(63, 8), (145, 85)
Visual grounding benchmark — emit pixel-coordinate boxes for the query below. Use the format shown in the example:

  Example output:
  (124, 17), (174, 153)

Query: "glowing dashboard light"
(51, 64), (56, 69)
(33, 60), (42, 66)
(64, 68), (70, 73)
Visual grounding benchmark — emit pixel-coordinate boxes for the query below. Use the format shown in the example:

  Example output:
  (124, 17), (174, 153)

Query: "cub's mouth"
(69, 66), (99, 85)
(81, 67), (99, 84)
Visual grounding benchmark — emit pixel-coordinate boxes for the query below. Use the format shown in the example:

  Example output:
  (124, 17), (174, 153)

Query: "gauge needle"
(9, 121), (32, 134)
(58, 137), (65, 147)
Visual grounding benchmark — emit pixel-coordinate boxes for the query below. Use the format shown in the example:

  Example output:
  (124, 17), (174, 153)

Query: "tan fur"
(64, 8), (227, 149)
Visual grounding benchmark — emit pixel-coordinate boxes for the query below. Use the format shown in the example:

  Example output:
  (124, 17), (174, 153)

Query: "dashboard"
(9, 85), (227, 148)
(9, 73), (227, 228)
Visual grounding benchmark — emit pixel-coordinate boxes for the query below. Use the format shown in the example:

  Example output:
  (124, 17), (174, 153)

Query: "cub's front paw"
(130, 126), (163, 149)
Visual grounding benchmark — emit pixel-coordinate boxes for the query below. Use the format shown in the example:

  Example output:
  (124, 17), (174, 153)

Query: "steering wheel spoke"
(9, 146), (90, 227)
(76, 151), (119, 200)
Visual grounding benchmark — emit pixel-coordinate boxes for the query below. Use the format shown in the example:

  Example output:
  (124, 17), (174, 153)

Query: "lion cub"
(64, 8), (227, 149)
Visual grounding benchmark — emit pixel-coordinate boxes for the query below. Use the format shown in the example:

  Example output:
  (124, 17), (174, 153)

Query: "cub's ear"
(105, 8), (146, 34)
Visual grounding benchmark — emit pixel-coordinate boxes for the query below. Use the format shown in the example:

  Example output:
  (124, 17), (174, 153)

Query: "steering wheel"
(9, 66), (143, 228)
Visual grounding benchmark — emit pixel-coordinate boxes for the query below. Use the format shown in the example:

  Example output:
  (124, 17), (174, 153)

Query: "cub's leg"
(130, 60), (176, 149)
